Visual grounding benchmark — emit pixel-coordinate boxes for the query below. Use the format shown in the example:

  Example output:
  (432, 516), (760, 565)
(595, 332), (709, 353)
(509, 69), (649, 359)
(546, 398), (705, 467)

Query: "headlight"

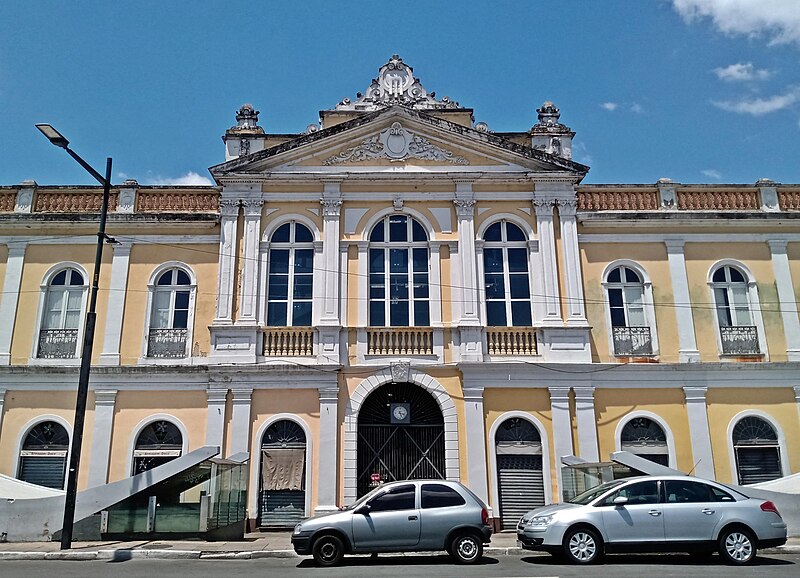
(293, 524), (302, 535)
(527, 515), (554, 527)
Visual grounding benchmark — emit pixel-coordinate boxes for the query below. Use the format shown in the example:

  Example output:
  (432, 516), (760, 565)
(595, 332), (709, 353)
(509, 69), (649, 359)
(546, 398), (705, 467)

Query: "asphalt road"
(0, 553), (798, 577)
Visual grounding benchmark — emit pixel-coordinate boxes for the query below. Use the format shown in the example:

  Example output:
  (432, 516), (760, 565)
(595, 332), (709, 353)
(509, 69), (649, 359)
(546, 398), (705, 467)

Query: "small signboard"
(370, 472), (382, 487)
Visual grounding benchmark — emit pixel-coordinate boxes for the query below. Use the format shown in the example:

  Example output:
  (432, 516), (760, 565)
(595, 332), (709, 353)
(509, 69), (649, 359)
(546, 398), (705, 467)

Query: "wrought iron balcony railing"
(263, 327), (314, 356)
(612, 326), (653, 356)
(486, 327), (538, 356)
(37, 328), (79, 359)
(366, 327), (434, 355)
(147, 328), (188, 358)
(720, 325), (760, 355)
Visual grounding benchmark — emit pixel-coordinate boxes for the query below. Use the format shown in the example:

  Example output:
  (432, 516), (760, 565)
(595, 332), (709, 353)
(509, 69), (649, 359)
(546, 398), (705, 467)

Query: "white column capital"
(532, 197), (555, 216)
(462, 386), (485, 402)
(556, 198), (577, 217)
(683, 386), (708, 402)
(792, 385), (800, 403)
(5, 242), (28, 258)
(207, 388), (228, 403)
(242, 198), (264, 216)
(548, 386), (571, 404)
(573, 386), (596, 401)
(319, 386), (339, 403)
(767, 239), (788, 253)
(664, 239), (686, 252)
(453, 198), (476, 218)
(320, 198), (343, 217)
(94, 389), (118, 406)
(219, 198), (241, 217)
(230, 387), (254, 403)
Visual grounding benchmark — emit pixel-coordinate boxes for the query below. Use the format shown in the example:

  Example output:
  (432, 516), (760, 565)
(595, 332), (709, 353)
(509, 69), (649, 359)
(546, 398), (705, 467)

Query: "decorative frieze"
(34, 191), (119, 213)
(676, 190), (759, 210)
(136, 191), (219, 212)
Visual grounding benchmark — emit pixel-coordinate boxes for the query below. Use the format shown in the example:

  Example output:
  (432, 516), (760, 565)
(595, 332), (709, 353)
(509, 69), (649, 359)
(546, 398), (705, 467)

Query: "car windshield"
(568, 480), (626, 505)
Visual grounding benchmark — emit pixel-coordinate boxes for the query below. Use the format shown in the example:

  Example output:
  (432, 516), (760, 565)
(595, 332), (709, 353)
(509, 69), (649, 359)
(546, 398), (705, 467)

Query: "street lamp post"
(35, 124), (113, 550)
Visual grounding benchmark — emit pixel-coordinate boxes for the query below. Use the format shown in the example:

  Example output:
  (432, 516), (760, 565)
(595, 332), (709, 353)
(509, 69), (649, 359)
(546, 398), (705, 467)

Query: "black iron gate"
(357, 382), (445, 497)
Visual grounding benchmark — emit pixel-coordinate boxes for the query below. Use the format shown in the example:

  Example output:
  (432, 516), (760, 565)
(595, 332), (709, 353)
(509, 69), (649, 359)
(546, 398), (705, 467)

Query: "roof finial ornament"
(233, 103), (260, 130)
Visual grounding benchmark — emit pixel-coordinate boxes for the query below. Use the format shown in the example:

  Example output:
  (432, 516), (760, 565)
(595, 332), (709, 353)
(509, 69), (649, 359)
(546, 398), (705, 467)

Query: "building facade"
(1, 56), (799, 530)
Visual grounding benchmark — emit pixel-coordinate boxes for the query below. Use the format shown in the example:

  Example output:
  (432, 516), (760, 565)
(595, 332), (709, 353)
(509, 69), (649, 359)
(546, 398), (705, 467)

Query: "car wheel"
(450, 533), (483, 565)
(718, 527), (756, 565)
(563, 527), (602, 565)
(312, 534), (345, 567)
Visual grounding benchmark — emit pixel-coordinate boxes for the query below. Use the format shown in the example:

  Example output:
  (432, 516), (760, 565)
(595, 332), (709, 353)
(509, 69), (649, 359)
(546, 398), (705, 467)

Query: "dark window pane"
(293, 275), (313, 299)
(484, 222), (502, 241)
(390, 302), (409, 326)
(268, 276), (289, 300)
(390, 249), (408, 273)
(610, 306), (626, 327)
(68, 270), (84, 286)
(390, 276), (408, 299)
(271, 223), (290, 243)
(623, 267), (642, 284)
(174, 291), (190, 310)
(483, 248), (504, 273)
(612, 481), (659, 505)
(607, 267), (621, 283)
(369, 249), (385, 273)
(292, 302), (312, 326)
(52, 271), (67, 286)
(507, 248), (528, 272)
(412, 219), (427, 241)
(511, 301), (532, 326)
(413, 273), (429, 298)
(294, 224), (313, 243)
(176, 270), (191, 285)
(414, 302), (430, 326)
(369, 484), (415, 512)
(369, 222), (384, 242)
(267, 302), (287, 326)
(665, 481), (714, 504)
(608, 287), (623, 308)
(421, 484), (466, 509)
(712, 268), (726, 282)
(269, 250), (290, 274)
(486, 301), (506, 326)
(509, 274), (530, 298)
(506, 222), (526, 241)
(389, 215), (407, 242)
(485, 274), (505, 299)
(369, 301), (385, 326)
(156, 270), (172, 286)
(173, 310), (188, 329)
(294, 250), (314, 273)
(412, 248), (427, 272)
(710, 486), (735, 502)
(729, 267), (745, 283)
(369, 274), (385, 298)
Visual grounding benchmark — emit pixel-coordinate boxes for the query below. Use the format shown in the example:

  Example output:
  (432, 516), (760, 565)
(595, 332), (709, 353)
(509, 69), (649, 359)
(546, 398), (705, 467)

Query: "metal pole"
(60, 156), (112, 550)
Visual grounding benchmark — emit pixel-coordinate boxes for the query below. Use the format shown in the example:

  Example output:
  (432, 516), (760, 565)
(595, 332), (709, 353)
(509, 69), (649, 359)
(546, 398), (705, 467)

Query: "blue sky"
(1, 0), (799, 186)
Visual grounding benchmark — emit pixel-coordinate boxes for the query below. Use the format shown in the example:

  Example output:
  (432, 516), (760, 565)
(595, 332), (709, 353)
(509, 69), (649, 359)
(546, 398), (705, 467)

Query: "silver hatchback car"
(517, 475), (787, 565)
(291, 480), (492, 566)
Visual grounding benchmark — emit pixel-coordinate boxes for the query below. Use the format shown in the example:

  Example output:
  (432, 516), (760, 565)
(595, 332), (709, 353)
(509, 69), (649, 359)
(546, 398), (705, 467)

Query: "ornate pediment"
(323, 122), (469, 165)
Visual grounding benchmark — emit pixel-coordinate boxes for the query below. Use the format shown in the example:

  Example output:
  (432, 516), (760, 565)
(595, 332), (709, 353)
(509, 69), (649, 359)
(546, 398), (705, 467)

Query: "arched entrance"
(259, 419), (307, 527)
(620, 417), (669, 466)
(18, 421), (69, 489)
(132, 420), (183, 474)
(357, 382), (445, 497)
(495, 417), (544, 530)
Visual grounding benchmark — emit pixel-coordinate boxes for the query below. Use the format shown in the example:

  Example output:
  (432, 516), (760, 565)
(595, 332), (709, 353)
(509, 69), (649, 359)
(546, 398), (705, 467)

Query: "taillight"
(760, 500), (781, 517)
(481, 507), (489, 526)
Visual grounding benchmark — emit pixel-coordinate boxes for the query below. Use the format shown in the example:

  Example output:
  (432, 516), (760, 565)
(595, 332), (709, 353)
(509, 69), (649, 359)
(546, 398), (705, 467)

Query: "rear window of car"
(421, 484), (466, 509)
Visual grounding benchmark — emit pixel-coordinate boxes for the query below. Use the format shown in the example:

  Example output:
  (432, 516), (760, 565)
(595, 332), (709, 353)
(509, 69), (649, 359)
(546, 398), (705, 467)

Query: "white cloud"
(702, 169), (723, 179)
(712, 87), (800, 115)
(600, 102), (618, 111)
(673, 0), (800, 45)
(630, 103), (644, 114)
(713, 62), (771, 81)
(142, 171), (214, 186)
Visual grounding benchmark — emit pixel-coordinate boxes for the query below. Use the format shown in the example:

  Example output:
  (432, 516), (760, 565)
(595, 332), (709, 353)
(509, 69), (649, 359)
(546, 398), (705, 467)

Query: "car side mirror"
(354, 504), (371, 515)
(613, 496), (628, 507)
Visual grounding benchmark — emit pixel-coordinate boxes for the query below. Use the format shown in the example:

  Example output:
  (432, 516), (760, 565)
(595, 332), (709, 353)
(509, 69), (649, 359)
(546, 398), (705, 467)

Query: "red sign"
(370, 473), (381, 482)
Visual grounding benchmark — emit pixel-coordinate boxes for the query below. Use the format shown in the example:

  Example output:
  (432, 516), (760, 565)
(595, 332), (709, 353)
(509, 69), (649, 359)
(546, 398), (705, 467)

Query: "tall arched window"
(266, 222), (314, 326)
(38, 268), (86, 358)
(147, 267), (193, 358)
(494, 417), (544, 529)
(482, 221), (532, 326)
(368, 215), (429, 326)
(711, 265), (759, 354)
(620, 417), (668, 466)
(18, 421), (69, 488)
(605, 265), (652, 355)
(132, 420), (183, 474)
(259, 419), (307, 527)
(732, 416), (782, 485)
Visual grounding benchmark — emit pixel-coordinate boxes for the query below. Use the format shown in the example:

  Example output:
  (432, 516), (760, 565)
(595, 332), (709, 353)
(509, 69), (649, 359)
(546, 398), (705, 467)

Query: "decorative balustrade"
(147, 328), (188, 358)
(0, 192), (16, 212)
(367, 328), (434, 355)
(486, 327), (538, 356)
(778, 190), (800, 211)
(37, 328), (79, 359)
(676, 190), (759, 210)
(263, 327), (314, 356)
(136, 191), (219, 212)
(612, 326), (653, 356)
(720, 326), (760, 355)
(577, 190), (659, 211)
(34, 191), (119, 213)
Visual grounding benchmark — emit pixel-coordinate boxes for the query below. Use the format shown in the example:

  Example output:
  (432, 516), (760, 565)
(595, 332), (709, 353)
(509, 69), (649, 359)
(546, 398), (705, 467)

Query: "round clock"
(392, 405), (408, 421)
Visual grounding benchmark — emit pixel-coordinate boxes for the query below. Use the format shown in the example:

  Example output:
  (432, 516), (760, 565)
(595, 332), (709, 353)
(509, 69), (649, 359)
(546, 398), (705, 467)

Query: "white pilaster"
(794, 386), (800, 422)
(229, 388), (253, 456)
(87, 390), (117, 487)
(356, 241), (369, 327)
(0, 389), (6, 444)
(214, 199), (240, 324)
(454, 188), (479, 325)
(768, 240), (800, 361)
(0, 243), (27, 365)
(318, 188), (343, 364)
(549, 386), (574, 500)
(463, 385), (489, 505)
(557, 199), (588, 325)
(99, 242), (132, 365)
(533, 199), (562, 324)
(429, 242), (443, 327)
(665, 240), (700, 362)
(316, 386), (339, 513)
(683, 387), (715, 480)
(236, 199), (263, 324)
(573, 386), (599, 462)
(205, 389), (228, 448)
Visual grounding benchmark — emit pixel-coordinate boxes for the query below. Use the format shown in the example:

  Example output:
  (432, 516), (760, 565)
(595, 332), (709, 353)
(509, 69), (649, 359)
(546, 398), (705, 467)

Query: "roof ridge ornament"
(334, 55), (462, 112)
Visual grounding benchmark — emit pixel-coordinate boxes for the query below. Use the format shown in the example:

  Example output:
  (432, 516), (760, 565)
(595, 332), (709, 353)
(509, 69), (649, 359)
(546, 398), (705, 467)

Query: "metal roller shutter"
(19, 456), (67, 489)
(497, 454), (544, 530)
(736, 447), (782, 485)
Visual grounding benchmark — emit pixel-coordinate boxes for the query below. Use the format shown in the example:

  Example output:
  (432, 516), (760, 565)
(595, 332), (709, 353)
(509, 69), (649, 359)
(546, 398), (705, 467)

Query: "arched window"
(495, 417), (543, 529)
(620, 417), (668, 466)
(147, 267), (193, 358)
(38, 268), (86, 358)
(132, 420), (183, 474)
(732, 416), (782, 485)
(711, 265), (759, 354)
(368, 215), (429, 326)
(482, 221), (532, 326)
(18, 421), (69, 488)
(266, 222), (314, 326)
(605, 265), (652, 356)
(259, 419), (307, 527)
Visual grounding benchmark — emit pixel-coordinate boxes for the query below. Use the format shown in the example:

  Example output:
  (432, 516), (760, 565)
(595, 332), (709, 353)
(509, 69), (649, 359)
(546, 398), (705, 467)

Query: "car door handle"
(408, 515), (418, 521)
(701, 508), (715, 515)
(648, 510), (662, 517)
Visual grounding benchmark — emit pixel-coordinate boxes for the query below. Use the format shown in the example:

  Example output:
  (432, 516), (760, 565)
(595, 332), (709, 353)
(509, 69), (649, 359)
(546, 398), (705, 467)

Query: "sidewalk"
(0, 532), (798, 561)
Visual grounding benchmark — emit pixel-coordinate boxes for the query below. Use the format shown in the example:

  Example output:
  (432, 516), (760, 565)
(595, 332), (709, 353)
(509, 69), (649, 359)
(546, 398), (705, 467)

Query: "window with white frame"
(620, 417), (668, 466)
(18, 421), (69, 488)
(38, 268), (86, 358)
(132, 420), (183, 475)
(732, 416), (781, 485)
(482, 221), (532, 326)
(147, 267), (193, 358)
(266, 222), (314, 326)
(711, 265), (759, 354)
(605, 265), (653, 356)
(368, 215), (430, 326)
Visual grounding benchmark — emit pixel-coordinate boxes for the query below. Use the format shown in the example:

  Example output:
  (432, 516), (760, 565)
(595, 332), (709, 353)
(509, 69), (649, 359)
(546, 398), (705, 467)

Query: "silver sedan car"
(517, 475), (787, 565)
(291, 480), (492, 566)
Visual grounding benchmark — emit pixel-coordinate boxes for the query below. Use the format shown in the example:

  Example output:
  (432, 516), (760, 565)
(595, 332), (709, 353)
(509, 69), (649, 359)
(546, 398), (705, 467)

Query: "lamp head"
(35, 124), (69, 148)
